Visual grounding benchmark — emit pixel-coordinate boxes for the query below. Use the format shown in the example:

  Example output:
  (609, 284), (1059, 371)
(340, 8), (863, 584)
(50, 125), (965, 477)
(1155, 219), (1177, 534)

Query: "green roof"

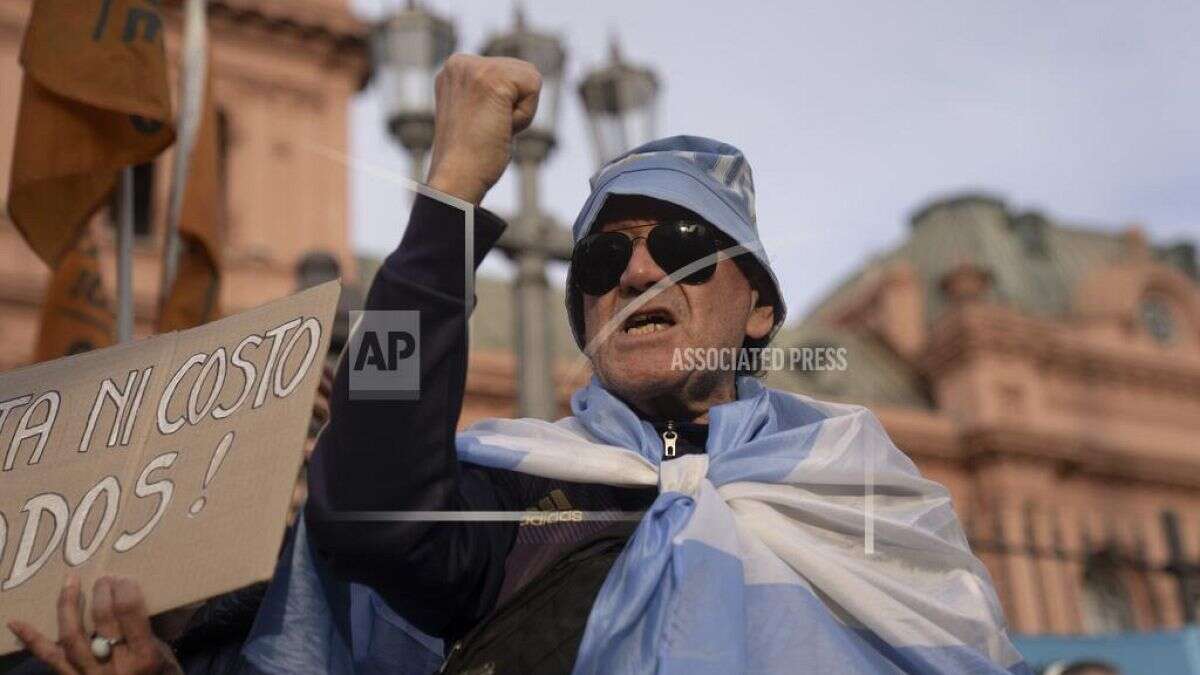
(806, 193), (1196, 329)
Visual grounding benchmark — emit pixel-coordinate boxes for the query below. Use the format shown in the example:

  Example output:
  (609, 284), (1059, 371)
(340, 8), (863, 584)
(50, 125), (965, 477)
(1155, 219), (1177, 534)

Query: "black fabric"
(440, 522), (639, 675)
(172, 583), (269, 675)
(0, 652), (46, 674)
(305, 195), (519, 640)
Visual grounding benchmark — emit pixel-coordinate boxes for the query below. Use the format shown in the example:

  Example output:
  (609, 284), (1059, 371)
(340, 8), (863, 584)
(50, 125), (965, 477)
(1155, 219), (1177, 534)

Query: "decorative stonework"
(939, 262), (994, 304)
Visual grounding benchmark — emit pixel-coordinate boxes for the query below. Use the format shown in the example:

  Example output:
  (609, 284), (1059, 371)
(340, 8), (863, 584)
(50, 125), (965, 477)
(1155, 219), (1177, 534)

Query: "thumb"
(512, 86), (541, 136)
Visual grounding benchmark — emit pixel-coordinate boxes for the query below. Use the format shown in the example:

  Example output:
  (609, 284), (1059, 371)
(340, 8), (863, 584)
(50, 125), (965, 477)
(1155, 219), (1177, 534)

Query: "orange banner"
(7, 0), (174, 266)
(33, 227), (114, 361)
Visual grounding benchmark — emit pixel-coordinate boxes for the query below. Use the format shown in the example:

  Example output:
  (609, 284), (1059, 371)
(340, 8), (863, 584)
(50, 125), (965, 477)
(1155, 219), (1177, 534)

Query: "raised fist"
(426, 54), (542, 205)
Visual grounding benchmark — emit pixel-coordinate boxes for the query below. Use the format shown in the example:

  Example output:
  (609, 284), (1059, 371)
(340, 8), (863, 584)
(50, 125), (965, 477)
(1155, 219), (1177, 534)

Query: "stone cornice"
(923, 304), (1200, 397)
(161, 0), (369, 86)
(194, 0), (365, 45)
(963, 424), (1200, 491)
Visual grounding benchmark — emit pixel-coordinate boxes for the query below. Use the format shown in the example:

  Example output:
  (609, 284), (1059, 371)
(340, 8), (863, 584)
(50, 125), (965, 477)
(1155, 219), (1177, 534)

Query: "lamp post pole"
(578, 36), (660, 168)
(511, 132), (557, 419)
(484, 9), (567, 420)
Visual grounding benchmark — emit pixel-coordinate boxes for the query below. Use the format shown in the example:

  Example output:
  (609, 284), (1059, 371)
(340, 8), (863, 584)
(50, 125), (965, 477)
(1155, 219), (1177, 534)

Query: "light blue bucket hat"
(565, 135), (787, 349)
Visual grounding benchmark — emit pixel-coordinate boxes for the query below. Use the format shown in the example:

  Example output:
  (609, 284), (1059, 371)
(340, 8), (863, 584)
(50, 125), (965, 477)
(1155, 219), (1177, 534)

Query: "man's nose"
(618, 239), (666, 295)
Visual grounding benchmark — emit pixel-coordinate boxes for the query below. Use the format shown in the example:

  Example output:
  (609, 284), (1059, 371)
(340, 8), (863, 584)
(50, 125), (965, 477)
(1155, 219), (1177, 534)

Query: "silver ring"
(90, 634), (126, 662)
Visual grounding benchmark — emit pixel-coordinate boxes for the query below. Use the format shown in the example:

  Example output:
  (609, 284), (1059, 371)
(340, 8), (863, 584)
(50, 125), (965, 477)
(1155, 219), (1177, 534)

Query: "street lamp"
(482, 7), (568, 420)
(578, 37), (660, 168)
(371, 0), (456, 181)
(482, 6), (566, 164)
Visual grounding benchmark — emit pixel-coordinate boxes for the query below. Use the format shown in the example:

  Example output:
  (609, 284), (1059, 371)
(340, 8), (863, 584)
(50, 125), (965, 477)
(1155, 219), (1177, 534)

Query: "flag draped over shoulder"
(245, 377), (1032, 675)
(7, 0), (175, 360)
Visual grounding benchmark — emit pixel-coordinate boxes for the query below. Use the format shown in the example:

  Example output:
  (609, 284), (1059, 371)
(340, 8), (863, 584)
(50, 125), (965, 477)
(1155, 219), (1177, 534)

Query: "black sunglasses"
(569, 220), (725, 296)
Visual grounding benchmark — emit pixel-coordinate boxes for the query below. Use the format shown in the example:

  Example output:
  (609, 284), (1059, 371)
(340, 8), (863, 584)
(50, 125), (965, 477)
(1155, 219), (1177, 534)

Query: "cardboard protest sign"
(0, 281), (339, 656)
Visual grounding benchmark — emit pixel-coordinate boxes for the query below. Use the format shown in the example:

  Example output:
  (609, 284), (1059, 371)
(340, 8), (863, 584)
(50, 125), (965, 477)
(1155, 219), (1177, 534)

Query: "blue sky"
(348, 1), (1199, 321)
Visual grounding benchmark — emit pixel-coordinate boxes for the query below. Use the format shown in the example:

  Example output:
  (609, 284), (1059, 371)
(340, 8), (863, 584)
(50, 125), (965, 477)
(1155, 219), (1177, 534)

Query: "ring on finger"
(90, 634), (126, 662)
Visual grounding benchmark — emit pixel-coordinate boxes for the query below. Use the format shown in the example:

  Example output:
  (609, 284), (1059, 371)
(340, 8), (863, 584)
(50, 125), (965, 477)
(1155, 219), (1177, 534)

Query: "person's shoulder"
(459, 414), (593, 441)
(760, 385), (876, 422)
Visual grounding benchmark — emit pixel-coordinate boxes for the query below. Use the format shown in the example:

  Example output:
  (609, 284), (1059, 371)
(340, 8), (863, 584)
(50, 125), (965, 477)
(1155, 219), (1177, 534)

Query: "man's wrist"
(427, 165), (490, 206)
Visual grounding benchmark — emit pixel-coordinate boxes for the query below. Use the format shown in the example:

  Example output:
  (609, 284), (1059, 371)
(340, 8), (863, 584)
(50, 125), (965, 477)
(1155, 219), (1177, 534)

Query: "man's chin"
(595, 361), (688, 405)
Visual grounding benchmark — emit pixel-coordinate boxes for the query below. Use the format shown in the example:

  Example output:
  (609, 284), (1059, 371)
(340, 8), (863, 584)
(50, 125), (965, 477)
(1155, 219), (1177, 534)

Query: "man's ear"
(744, 289), (774, 340)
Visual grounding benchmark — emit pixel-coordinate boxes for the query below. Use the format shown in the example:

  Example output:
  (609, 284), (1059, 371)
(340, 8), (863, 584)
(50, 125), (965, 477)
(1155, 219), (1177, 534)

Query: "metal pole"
(117, 167), (135, 343)
(409, 147), (427, 185)
(513, 152), (556, 419)
(160, 0), (208, 308)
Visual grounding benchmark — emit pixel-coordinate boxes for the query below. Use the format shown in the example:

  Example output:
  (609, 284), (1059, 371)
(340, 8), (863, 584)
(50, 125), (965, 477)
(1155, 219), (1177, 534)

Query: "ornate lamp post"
(482, 8), (569, 419)
(371, 0), (456, 181)
(578, 38), (660, 168)
(482, 8), (565, 163)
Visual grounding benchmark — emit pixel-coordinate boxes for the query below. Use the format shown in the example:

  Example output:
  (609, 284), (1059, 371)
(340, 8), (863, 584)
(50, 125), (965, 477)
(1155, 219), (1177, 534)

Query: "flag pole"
(160, 0), (208, 309)
(117, 166), (135, 342)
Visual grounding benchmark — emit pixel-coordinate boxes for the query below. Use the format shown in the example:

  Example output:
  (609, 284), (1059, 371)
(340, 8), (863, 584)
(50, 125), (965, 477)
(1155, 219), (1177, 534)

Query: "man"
(284, 53), (1028, 674)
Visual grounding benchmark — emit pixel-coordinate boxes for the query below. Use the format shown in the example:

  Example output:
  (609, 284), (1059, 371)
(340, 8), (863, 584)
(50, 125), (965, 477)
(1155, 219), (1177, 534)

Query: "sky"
(348, 0), (1200, 321)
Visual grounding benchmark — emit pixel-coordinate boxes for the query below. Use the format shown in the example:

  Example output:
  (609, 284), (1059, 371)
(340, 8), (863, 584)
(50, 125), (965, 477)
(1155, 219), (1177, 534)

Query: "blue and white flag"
(245, 377), (1030, 674)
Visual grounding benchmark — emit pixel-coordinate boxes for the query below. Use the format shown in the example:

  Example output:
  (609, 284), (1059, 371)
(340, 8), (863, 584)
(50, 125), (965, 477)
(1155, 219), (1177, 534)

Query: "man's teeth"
(625, 321), (671, 335)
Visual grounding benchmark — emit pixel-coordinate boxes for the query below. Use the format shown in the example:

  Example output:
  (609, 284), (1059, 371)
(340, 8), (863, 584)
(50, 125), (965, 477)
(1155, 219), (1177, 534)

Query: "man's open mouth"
(621, 309), (676, 336)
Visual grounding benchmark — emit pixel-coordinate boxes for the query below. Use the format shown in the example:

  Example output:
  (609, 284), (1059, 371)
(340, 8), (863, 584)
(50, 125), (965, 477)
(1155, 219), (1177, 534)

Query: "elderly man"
(283, 54), (1029, 675)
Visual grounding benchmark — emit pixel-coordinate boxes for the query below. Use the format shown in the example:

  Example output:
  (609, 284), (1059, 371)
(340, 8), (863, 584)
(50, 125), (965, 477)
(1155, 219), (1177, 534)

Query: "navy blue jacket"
(303, 195), (706, 646)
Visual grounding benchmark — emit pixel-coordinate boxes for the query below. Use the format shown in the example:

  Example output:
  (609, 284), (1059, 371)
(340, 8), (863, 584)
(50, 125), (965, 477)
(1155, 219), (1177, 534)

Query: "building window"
(1080, 551), (1136, 634)
(216, 107), (233, 239)
(1139, 294), (1176, 344)
(109, 162), (156, 237)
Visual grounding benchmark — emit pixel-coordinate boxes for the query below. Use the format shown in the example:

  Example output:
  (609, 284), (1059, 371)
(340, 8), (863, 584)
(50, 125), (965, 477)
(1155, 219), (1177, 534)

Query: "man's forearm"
(305, 51), (545, 639)
(306, 195), (502, 509)
(304, 195), (514, 637)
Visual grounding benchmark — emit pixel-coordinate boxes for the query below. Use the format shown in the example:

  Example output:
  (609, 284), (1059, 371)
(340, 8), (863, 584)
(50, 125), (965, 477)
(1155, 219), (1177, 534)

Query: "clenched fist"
(426, 54), (542, 205)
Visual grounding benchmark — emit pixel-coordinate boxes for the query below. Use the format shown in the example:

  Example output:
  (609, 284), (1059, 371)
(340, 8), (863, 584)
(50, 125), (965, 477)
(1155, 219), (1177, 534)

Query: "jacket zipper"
(662, 420), (678, 459)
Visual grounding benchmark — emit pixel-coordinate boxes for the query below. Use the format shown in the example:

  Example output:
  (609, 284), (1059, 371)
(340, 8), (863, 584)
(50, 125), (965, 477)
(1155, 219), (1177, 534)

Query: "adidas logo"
(521, 489), (582, 526)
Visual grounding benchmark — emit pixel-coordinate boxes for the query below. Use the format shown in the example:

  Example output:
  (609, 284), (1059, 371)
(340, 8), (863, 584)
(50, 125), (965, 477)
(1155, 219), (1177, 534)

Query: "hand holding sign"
(8, 574), (181, 674)
(0, 282), (339, 656)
